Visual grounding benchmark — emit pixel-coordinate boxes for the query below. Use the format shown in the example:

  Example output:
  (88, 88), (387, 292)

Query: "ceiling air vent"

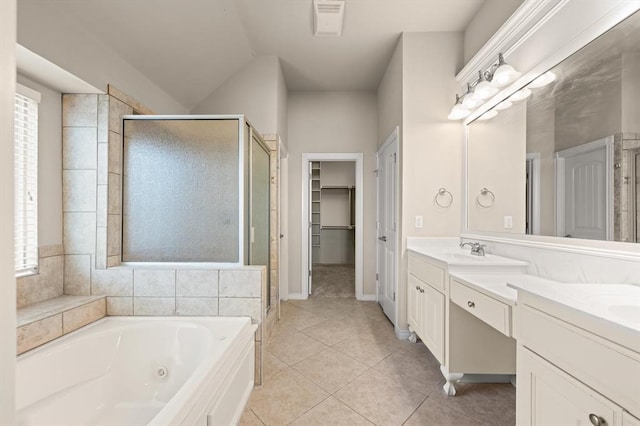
(313, 0), (345, 37)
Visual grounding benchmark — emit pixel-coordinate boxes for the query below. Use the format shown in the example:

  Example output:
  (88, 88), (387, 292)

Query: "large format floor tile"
(248, 297), (516, 426)
(293, 347), (368, 393)
(248, 368), (329, 425)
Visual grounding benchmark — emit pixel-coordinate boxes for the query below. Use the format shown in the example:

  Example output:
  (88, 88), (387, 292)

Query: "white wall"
(17, 75), (62, 247)
(463, 0), (524, 64)
(287, 92), (378, 297)
(398, 32), (465, 331)
(1, 0), (17, 421)
(18, 2), (187, 114)
(192, 56), (288, 143)
(377, 36), (403, 149)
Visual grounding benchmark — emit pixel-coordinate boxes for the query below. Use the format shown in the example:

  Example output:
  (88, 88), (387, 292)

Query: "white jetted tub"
(17, 317), (257, 426)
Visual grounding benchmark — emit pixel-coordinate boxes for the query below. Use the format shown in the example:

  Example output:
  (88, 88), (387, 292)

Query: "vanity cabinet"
(516, 290), (640, 425)
(407, 254), (445, 363)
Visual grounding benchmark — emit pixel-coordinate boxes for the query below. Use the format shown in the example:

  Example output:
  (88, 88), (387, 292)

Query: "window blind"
(14, 85), (39, 275)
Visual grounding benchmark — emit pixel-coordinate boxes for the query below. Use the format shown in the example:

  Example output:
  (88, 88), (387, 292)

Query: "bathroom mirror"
(467, 9), (640, 243)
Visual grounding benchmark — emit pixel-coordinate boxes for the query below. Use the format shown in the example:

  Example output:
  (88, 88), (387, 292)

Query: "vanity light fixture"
(447, 53), (519, 121)
(477, 109), (498, 121)
(447, 94), (471, 120)
(461, 84), (480, 109)
(527, 71), (556, 88)
(509, 88), (532, 102)
(471, 71), (499, 101)
(491, 53), (521, 87)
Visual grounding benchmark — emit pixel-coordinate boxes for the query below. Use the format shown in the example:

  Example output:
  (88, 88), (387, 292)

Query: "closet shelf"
(321, 185), (355, 190)
(321, 225), (355, 230)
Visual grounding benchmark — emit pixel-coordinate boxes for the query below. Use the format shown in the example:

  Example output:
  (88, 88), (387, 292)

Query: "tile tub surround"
(240, 298), (516, 425)
(17, 245), (64, 309)
(16, 295), (106, 354)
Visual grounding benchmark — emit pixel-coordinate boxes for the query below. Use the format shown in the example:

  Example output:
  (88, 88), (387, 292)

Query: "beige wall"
(17, 2), (187, 114)
(192, 56), (287, 142)
(287, 91), (378, 297)
(463, 0), (524, 65)
(468, 101), (527, 234)
(377, 35), (403, 149)
(277, 63), (288, 146)
(396, 32), (465, 330)
(18, 75), (63, 247)
(622, 52), (640, 133)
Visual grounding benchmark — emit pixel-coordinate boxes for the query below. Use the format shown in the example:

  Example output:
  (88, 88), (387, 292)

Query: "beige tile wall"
(263, 135), (280, 345)
(61, 93), (278, 385)
(17, 245), (64, 308)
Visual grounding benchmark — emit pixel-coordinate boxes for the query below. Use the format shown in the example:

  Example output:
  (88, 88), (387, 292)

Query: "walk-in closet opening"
(301, 153), (364, 300)
(310, 161), (356, 298)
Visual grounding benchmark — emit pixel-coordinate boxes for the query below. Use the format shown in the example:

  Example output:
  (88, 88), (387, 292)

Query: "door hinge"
(376, 273), (379, 281)
(393, 153), (397, 163)
(393, 292), (396, 301)
(309, 269), (312, 277)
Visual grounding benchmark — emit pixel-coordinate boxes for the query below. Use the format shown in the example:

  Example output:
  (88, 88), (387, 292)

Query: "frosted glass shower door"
(249, 130), (270, 306)
(122, 118), (240, 262)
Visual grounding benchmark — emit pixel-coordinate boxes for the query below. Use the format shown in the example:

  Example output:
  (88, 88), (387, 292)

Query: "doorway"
(301, 153), (364, 300)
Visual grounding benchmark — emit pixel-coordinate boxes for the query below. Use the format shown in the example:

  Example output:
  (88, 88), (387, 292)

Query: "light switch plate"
(415, 215), (423, 228)
(504, 216), (513, 229)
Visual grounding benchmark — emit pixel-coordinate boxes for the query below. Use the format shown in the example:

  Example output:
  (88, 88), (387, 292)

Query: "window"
(14, 84), (39, 275)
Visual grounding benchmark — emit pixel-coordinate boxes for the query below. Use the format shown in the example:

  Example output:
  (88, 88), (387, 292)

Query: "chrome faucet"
(460, 241), (486, 256)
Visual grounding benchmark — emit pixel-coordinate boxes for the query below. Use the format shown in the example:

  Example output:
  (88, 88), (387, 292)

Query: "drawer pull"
(467, 301), (475, 308)
(588, 414), (603, 426)
(419, 288), (425, 293)
(416, 285), (420, 290)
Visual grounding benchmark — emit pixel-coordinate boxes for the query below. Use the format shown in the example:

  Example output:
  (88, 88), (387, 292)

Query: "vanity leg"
(440, 365), (463, 396)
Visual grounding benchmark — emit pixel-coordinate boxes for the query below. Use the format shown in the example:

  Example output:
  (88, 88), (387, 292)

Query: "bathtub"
(16, 316), (257, 426)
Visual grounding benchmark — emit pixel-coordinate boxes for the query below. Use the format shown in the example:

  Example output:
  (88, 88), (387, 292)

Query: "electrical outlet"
(504, 216), (513, 229)
(415, 215), (423, 228)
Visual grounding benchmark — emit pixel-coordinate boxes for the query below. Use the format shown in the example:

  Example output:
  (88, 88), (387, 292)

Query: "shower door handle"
(378, 236), (387, 242)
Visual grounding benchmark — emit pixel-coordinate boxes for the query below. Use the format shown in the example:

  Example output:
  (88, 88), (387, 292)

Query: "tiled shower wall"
(264, 135), (280, 344)
(62, 92), (270, 384)
(613, 132), (640, 242)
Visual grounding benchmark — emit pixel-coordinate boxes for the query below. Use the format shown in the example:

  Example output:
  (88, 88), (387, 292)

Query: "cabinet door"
(421, 285), (445, 364)
(407, 275), (421, 335)
(518, 348), (623, 426)
(624, 412), (640, 426)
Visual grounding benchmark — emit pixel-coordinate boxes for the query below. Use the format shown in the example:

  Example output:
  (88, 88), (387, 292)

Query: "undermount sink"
(441, 253), (490, 262)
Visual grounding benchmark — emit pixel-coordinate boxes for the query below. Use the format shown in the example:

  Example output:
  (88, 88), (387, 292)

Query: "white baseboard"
(357, 294), (377, 301)
(285, 293), (308, 300)
(394, 328), (411, 340)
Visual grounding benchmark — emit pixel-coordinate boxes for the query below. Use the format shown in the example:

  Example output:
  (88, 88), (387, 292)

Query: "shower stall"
(121, 115), (271, 304)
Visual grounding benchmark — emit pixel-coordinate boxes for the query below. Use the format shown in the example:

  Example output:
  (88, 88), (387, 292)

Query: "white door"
(560, 146), (607, 239)
(377, 129), (398, 324)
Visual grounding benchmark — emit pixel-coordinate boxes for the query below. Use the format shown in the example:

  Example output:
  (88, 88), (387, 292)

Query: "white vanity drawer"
(520, 305), (640, 418)
(450, 280), (511, 337)
(408, 254), (445, 293)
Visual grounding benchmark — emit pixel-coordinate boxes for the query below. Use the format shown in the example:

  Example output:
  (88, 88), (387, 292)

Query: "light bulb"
(528, 71), (556, 88)
(472, 71), (498, 101)
(509, 88), (532, 102)
(477, 110), (498, 121)
(492, 53), (520, 87)
(462, 94), (479, 109)
(494, 100), (512, 111)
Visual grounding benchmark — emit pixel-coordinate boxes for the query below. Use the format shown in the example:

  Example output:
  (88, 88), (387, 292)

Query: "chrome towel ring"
(477, 187), (495, 208)
(434, 188), (453, 208)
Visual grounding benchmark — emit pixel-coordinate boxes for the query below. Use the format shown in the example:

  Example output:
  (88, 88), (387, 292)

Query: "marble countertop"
(407, 237), (529, 268)
(508, 280), (640, 332)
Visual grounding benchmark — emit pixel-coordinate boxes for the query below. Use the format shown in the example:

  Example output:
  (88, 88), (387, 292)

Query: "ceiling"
(18, 0), (485, 110)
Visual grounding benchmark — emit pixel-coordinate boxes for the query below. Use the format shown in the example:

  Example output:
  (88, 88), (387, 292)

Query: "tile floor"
(310, 264), (355, 298)
(240, 297), (515, 425)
